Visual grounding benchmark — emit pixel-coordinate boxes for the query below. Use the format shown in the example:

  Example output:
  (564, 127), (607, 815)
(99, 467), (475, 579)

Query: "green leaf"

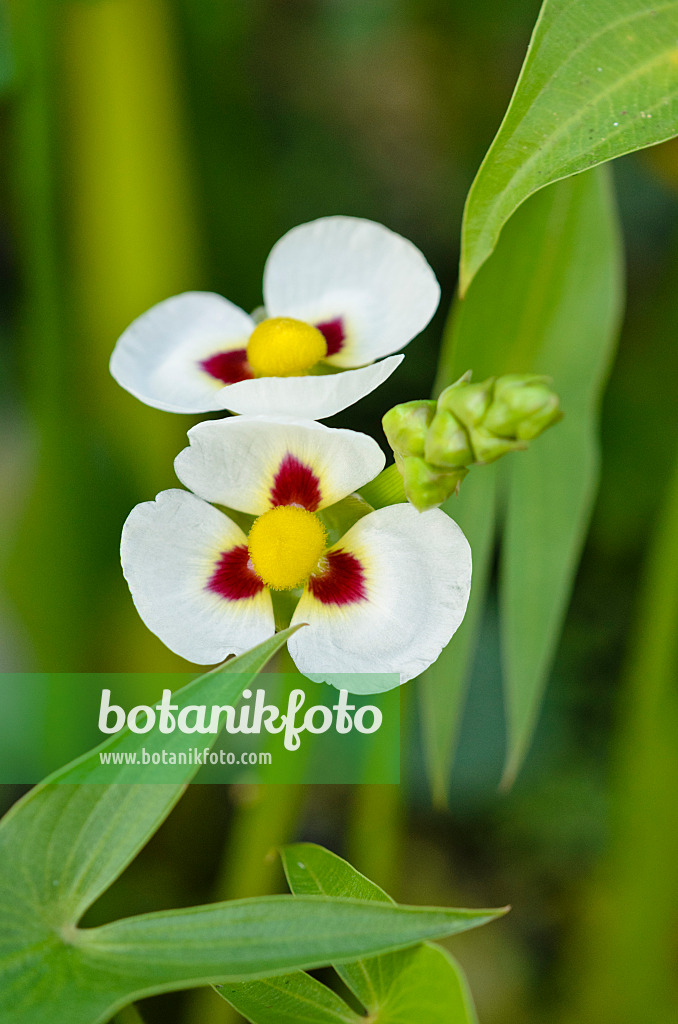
(218, 970), (364, 1024)
(82, 896), (502, 977)
(367, 944), (479, 1024)
(220, 843), (485, 1023)
(0, 629), (296, 1023)
(460, 0), (678, 293)
(0, 643), (504, 1024)
(279, 844), (484, 1023)
(282, 840), (396, 1011)
(220, 947), (478, 1024)
(499, 168), (623, 782)
(1, 895), (501, 1024)
(563, 446), (678, 1021)
(0, 628), (298, 927)
(425, 167), (623, 793)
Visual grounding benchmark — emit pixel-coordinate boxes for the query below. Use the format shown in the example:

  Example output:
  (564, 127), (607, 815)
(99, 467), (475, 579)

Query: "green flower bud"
(424, 409), (473, 467)
(438, 376), (494, 428)
(384, 370), (562, 511)
(397, 453), (468, 513)
(467, 428), (526, 464)
(483, 374), (562, 441)
(382, 400), (437, 458)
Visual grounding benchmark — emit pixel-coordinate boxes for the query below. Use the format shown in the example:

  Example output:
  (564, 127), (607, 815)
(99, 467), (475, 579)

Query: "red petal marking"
(309, 549), (367, 606)
(315, 317), (345, 356)
(270, 454), (321, 511)
(200, 349), (254, 384)
(207, 544), (264, 600)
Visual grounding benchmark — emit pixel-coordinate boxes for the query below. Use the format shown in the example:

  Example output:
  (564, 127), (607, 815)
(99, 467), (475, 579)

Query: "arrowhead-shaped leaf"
(0, 629), (297, 1023)
(276, 844), (484, 1023)
(0, 628), (299, 928)
(219, 843), (490, 1023)
(2, 895), (500, 1024)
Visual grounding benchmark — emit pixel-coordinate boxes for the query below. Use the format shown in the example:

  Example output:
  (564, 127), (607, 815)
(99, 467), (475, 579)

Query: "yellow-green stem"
(561, 447), (678, 1021)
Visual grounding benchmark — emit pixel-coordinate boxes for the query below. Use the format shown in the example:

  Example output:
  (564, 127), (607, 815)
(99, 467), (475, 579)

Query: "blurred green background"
(1, 1), (678, 1022)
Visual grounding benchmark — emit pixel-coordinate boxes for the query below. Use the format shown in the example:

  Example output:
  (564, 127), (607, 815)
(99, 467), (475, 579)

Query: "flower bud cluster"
(383, 373), (562, 511)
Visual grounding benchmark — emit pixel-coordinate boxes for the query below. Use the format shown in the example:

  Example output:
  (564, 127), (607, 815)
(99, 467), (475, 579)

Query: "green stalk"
(184, 654), (310, 1024)
(59, 0), (202, 672)
(346, 687), (403, 896)
(561, 446), (678, 1021)
(346, 784), (402, 897)
(4, 0), (87, 674)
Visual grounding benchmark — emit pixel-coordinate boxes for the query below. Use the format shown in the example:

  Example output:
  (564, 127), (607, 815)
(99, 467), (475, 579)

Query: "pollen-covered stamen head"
(248, 505), (327, 590)
(246, 317), (328, 378)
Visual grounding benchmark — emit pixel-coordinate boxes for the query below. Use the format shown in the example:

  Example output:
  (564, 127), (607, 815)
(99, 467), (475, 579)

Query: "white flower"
(110, 217), (440, 420)
(121, 417), (471, 690)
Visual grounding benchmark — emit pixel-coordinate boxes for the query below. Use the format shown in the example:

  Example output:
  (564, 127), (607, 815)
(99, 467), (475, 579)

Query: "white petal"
(216, 355), (403, 419)
(110, 292), (256, 412)
(262, 217), (440, 367)
(175, 417), (385, 515)
(121, 489), (274, 664)
(288, 504), (471, 690)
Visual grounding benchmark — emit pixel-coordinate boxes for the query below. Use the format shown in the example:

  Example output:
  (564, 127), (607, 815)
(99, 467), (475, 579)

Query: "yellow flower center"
(247, 505), (327, 590)
(246, 317), (328, 377)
